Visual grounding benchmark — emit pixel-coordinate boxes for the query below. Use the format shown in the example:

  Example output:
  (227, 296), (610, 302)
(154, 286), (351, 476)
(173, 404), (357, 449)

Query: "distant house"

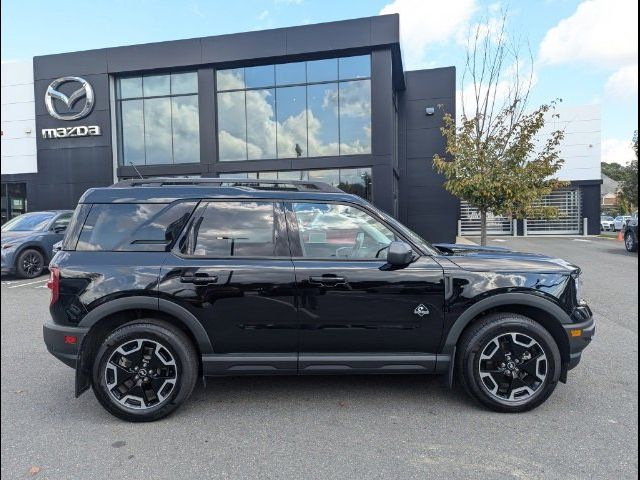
(601, 174), (620, 206)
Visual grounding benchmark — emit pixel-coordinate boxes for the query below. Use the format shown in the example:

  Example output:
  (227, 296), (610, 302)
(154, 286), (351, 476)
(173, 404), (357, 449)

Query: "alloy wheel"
(625, 234), (634, 251)
(478, 332), (548, 403)
(22, 252), (43, 276)
(105, 338), (178, 410)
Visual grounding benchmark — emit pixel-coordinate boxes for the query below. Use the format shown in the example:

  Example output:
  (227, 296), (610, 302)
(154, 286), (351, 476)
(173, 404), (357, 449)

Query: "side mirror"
(386, 241), (413, 266)
(53, 225), (67, 234)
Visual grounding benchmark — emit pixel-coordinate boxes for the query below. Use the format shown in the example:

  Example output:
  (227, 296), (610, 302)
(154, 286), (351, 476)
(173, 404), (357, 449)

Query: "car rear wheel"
(92, 319), (198, 422)
(625, 232), (637, 252)
(15, 248), (45, 279)
(457, 313), (561, 413)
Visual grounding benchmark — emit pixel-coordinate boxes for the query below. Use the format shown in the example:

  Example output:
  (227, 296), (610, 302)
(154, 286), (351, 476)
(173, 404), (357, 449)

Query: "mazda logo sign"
(44, 76), (95, 121)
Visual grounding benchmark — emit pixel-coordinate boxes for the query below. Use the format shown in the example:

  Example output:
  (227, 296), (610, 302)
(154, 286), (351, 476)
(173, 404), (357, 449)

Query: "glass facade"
(218, 168), (372, 201)
(116, 72), (200, 166)
(216, 55), (371, 161)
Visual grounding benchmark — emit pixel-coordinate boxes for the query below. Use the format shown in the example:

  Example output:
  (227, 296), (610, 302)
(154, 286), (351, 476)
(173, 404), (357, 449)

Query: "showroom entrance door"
(0, 183), (27, 225)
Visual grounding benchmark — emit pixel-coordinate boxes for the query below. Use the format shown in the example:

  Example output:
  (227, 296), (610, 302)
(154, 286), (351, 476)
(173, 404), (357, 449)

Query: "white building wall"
(1, 60), (37, 175)
(539, 104), (601, 181)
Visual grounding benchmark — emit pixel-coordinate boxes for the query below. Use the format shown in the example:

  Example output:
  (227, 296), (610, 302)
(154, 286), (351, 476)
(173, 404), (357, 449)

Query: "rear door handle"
(180, 273), (218, 285)
(308, 276), (347, 287)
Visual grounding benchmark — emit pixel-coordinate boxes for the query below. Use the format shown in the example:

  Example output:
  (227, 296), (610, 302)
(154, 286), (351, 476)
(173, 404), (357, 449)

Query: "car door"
(286, 201), (445, 373)
(159, 200), (299, 375)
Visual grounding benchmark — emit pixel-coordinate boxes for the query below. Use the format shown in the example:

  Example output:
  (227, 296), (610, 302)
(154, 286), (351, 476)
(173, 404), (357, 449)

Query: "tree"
(601, 162), (627, 182)
(432, 13), (566, 245)
(617, 131), (638, 212)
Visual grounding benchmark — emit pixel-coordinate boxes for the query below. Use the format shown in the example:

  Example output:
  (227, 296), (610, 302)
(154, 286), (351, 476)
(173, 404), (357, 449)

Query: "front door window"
(291, 202), (396, 260)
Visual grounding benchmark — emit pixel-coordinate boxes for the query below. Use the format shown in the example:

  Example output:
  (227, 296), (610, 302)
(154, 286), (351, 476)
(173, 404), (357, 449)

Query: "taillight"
(47, 267), (60, 305)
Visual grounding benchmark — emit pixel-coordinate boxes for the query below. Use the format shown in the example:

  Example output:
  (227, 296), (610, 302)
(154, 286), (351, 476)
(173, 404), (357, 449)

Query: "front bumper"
(564, 305), (595, 371)
(43, 321), (88, 368)
(1, 248), (16, 274)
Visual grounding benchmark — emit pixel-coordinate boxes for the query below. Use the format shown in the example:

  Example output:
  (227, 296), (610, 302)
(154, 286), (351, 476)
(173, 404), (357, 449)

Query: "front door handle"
(308, 276), (347, 287)
(180, 273), (218, 285)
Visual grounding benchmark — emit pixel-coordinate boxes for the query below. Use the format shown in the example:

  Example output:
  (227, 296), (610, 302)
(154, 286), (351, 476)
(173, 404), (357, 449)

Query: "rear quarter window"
(75, 201), (197, 252)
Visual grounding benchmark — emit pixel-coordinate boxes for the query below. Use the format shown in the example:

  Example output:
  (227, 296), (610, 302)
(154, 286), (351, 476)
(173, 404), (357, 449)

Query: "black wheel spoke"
(479, 331), (548, 402)
(105, 338), (177, 410)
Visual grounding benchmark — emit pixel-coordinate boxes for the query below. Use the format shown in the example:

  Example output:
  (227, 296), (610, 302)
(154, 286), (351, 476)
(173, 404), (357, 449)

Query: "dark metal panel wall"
(398, 67), (458, 243)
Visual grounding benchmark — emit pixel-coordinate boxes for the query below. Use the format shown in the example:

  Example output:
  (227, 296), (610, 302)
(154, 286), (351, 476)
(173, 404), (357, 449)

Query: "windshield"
(1, 212), (55, 232)
(601, 216), (614, 221)
(376, 209), (440, 255)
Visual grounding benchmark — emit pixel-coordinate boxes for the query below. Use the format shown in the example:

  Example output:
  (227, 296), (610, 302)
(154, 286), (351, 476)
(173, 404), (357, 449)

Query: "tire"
(456, 313), (561, 413)
(15, 248), (45, 279)
(92, 319), (198, 422)
(625, 232), (638, 252)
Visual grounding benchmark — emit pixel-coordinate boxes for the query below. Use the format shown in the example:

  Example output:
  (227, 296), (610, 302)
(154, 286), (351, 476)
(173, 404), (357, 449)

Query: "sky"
(1, 0), (637, 165)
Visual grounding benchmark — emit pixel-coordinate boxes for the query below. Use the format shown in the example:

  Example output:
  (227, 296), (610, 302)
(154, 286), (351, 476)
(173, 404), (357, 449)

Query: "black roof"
(79, 178), (365, 205)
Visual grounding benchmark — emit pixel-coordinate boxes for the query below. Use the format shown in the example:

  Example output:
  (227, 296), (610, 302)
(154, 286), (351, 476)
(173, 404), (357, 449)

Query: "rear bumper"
(564, 305), (595, 371)
(43, 321), (88, 369)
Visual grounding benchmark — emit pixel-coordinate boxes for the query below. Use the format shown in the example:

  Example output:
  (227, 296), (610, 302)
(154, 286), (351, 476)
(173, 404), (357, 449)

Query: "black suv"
(624, 213), (638, 252)
(44, 179), (595, 422)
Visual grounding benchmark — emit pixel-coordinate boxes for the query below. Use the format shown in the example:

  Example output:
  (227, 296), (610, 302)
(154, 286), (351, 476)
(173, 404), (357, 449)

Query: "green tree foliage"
(617, 131), (638, 212)
(432, 12), (566, 245)
(601, 162), (627, 182)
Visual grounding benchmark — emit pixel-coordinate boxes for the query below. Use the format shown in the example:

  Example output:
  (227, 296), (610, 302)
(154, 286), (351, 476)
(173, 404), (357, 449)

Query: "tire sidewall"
(16, 248), (44, 279)
(461, 316), (561, 413)
(92, 321), (197, 422)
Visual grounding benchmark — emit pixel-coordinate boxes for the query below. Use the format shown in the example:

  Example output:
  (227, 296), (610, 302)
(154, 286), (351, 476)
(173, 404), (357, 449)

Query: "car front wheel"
(625, 232), (637, 252)
(92, 319), (198, 422)
(457, 313), (561, 413)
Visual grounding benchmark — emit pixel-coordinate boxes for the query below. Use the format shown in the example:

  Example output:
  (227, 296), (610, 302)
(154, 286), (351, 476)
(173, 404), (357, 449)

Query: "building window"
(218, 167), (372, 202)
(116, 72), (200, 166)
(216, 55), (371, 161)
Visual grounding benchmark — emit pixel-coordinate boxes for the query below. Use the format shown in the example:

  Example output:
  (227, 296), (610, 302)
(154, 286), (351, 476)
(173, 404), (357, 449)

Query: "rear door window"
(76, 201), (197, 251)
(181, 201), (288, 257)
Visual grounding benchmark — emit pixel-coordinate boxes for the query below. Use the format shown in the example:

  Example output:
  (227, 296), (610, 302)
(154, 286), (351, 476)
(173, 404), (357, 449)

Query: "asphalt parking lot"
(1, 237), (637, 479)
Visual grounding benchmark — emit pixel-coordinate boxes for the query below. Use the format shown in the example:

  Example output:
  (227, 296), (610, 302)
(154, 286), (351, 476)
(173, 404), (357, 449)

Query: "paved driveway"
(1, 237), (637, 479)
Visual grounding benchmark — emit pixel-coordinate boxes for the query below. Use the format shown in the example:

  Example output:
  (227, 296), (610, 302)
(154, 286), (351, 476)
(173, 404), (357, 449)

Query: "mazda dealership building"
(1, 14), (602, 241)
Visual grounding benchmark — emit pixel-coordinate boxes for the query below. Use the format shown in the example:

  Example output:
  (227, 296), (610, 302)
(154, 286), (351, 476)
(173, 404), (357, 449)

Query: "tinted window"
(307, 83), (339, 157)
(217, 91), (247, 161)
(1, 212), (55, 232)
(189, 202), (278, 257)
(339, 80), (371, 154)
(143, 75), (170, 97)
(77, 202), (196, 252)
(52, 213), (73, 231)
(292, 203), (396, 259)
(171, 72), (198, 95)
(116, 71), (199, 166)
(245, 65), (275, 89)
(307, 59), (338, 83)
(118, 77), (142, 99)
(339, 55), (371, 79)
(276, 86), (307, 158)
(276, 62), (306, 86)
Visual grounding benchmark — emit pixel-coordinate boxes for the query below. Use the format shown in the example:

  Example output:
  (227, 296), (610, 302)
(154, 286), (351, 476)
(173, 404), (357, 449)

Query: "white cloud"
(380, 0), (477, 70)
(602, 138), (636, 165)
(539, 0), (639, 68)
(605, 64), (639, 100)
(257, 10), (270, 20)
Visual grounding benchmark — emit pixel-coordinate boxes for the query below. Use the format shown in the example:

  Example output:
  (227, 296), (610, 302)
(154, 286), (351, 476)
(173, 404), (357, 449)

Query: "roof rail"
(112, 177), (344, 193)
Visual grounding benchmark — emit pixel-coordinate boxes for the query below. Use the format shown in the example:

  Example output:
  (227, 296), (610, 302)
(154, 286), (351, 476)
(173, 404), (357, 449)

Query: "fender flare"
(13, 241), (51, 267)
(442, 292), (571, 356)
(78, 296), (214, 354)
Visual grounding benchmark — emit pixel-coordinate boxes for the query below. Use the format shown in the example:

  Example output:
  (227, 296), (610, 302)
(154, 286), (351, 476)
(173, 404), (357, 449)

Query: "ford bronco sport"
(43, 178), (595, 422)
